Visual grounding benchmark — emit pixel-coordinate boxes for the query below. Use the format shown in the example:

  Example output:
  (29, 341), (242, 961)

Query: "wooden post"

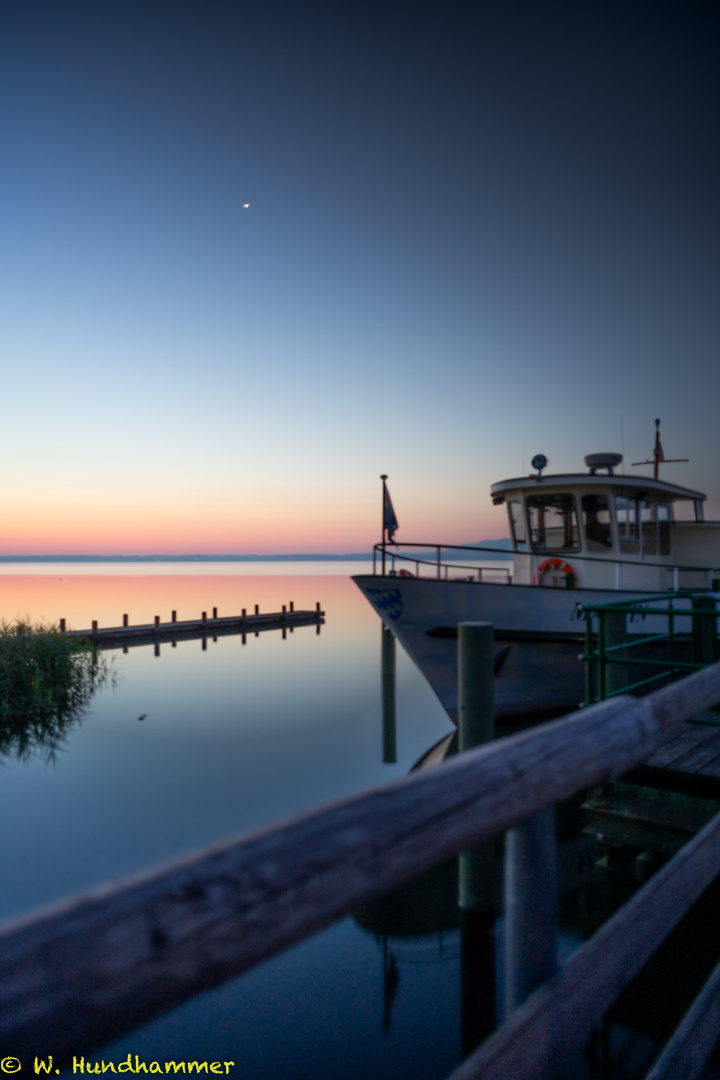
(503, 806), (558, 1016)
(171, 611), (177, 623)
(282, 627), (287, 640)
(202, 638), (207, 651)
(381, 626), (397, 763)
(242, 608), (246, 619)
(59, 618), (66, 633)
(458, 622), (494, 756)
(92, 620), (98, 636)
(282, 605), (287, 617)
(154, 642), (160, 658)
(255, 604), (259, 615)
(202, 611), (207, 623)
(242, 633), (246, 646)
(457, 622), (497, 1053)
(213, 607), (218, 619)
(123, 614), (129, 628)
(290, 601), (294, 612)
(154, 616), (160, 629)
(693, 597), (717, 667)
(457, 622), (496, 906)
(316, 601), (321, 613)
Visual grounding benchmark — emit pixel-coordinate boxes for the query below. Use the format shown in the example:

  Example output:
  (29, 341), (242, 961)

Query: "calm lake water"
(0, 564), (464, 1079)
(3, 564), (720, 1079)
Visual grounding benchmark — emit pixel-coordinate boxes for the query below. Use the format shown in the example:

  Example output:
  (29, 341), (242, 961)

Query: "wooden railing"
(3, 662), (720, 1076)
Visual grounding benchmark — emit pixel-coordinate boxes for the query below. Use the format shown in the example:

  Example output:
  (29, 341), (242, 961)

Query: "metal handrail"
(372, 541), (720, 583)
(581, 592), (719, 704)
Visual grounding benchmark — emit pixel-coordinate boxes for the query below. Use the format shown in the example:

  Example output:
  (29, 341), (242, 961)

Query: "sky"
(2, 1), (719, 554)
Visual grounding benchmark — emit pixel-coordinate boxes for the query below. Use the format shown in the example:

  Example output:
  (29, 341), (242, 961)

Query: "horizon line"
(0, 541), (512, 563)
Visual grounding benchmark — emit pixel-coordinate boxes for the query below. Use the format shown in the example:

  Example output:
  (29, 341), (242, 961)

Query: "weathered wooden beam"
(645, 953), (720, 1080)
(446, 808), (720, 1080)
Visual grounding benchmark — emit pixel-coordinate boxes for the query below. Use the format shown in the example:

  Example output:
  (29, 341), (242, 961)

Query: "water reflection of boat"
(354, 430), (720, 722)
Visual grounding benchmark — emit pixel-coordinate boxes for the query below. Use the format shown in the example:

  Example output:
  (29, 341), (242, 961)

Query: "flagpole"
(381, 474), (388, 576)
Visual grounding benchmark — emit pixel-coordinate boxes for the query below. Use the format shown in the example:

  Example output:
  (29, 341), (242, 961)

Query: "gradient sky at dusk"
(2, 1), (719, 553)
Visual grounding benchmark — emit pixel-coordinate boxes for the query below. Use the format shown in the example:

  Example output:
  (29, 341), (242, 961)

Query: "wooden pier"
(585, 715), (720, 856)
(58, 603), (325, 649)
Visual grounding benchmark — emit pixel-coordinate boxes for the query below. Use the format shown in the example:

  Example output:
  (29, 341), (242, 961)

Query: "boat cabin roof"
(490, 473), (706, 503)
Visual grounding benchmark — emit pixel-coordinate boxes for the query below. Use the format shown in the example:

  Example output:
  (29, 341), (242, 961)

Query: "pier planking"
(58, 603), (325, 649)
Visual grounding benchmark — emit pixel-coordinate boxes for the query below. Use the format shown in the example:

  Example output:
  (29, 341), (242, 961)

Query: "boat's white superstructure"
(353, 448), (720, 723)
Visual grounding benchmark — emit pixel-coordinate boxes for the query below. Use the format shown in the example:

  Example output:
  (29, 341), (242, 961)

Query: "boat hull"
(353, 575), (655, 723)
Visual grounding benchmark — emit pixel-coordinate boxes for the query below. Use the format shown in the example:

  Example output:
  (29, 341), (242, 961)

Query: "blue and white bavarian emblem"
(366, 587), (403, 621)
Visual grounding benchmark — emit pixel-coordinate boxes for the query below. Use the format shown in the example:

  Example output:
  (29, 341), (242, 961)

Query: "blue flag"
(383, 484), (399, 542)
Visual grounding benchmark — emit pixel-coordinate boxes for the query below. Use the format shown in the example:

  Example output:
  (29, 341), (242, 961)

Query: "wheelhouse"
(491, 455), (717, 590)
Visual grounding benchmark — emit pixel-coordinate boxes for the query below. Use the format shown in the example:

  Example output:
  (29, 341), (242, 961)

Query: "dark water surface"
(4, 564), (720, 1079)
(0, 565), (462, 1078)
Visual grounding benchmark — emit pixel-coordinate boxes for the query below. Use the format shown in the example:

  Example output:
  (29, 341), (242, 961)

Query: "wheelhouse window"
(615, 496), (671, 556)
(526, 494), (579, 553)
(507, 499), (528, 552)
(581, 494), (612, 551)
(641, 501), (671, 556)
(615, 495), (639, 553)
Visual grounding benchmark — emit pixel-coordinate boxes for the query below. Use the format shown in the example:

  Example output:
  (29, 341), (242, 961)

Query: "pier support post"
(123, 614), (128, 628)
(458, 621), (496, 909)
(381, 626), (397, 763)
(503, 806), (558, 1015)
(457, 622), (497, 1054)
(693, 597), (717, 666)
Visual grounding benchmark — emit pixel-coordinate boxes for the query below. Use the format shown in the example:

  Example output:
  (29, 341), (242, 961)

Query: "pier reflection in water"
(3, 566), (720, 1077)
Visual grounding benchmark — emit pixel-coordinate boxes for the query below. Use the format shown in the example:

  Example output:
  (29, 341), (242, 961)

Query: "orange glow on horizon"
(0, 495), (508, 555)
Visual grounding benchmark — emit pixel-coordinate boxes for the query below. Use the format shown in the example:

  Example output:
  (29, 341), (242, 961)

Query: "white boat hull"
(352, 575), (656, 723)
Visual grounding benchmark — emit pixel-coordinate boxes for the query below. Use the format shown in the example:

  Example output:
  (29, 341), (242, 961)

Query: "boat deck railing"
(580, 591), (719, 705)
(373, 541), (513, 582)
(373, 540), (720, 590)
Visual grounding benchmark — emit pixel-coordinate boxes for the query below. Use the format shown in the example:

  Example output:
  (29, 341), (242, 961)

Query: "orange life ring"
(532, 557), (576, 587)
(397, 569), (414, 577)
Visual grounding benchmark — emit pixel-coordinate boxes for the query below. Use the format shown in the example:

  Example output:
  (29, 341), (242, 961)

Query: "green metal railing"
(581, 592), (719, 706)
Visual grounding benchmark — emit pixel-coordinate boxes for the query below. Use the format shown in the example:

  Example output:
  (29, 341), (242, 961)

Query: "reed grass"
(0, 620), (113, 762)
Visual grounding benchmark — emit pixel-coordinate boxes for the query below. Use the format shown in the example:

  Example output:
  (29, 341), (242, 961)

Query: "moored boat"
(353, 428), (720, 723)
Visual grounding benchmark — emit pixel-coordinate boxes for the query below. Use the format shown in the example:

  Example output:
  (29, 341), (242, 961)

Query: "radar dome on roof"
(585, 452), (623, 474)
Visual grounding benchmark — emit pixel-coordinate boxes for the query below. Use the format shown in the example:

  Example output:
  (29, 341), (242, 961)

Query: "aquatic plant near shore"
(0, 620), (114, 762)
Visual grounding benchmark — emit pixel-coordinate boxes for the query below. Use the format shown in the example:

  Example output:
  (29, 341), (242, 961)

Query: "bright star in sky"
(243, 203), (250, 208)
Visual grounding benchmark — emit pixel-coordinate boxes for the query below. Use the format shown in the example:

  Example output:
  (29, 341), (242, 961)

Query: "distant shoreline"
(0, 542), (512, 563)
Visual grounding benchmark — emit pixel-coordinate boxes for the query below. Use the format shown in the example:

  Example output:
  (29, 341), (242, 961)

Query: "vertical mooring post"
(457, 622), (496, 1055)
(693, 596), (717, 666)
(123, 614), (129, 628)
(59, 618), (66, 633)
(213, 607), (218, 620)
(504, 806), (558, 1015)
(381, 625), (397, 763)
(171, 610), (177, 623)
